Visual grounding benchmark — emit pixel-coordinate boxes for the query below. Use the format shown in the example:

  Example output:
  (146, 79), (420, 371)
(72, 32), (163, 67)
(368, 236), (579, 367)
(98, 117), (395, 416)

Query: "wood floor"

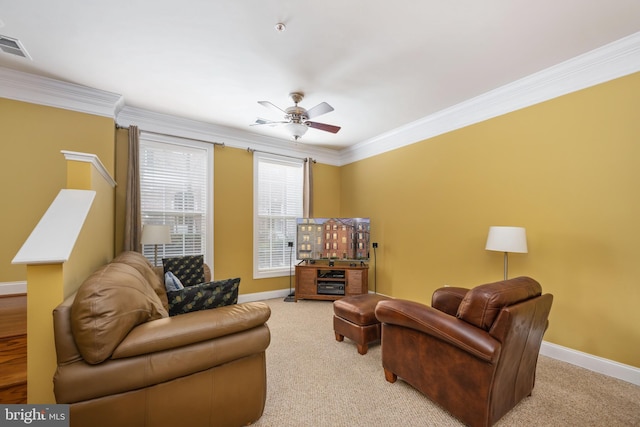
(0, 294), (27, 403)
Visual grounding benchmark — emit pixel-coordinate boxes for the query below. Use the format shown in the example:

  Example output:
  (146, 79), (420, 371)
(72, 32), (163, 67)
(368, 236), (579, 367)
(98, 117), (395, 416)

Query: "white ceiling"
(1, 1), (639, 150)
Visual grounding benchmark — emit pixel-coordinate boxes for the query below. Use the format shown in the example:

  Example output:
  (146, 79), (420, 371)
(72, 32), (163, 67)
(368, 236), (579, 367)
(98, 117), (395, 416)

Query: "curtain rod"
(246, 147), (316, 163)
(115, 124), (225, 147)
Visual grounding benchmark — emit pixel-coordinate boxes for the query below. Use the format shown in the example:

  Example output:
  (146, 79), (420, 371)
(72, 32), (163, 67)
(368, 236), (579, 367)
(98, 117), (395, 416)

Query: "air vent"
(0, 35), (32, 60)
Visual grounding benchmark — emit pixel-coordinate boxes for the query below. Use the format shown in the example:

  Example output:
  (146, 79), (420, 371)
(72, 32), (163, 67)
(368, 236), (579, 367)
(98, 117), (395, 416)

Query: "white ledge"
(61, 150), (117, 187)
(12, 189), (96, 265)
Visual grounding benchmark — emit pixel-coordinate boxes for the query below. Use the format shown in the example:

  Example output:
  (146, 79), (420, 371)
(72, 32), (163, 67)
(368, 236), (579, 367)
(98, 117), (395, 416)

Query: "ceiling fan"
(252, 92), (341, 141)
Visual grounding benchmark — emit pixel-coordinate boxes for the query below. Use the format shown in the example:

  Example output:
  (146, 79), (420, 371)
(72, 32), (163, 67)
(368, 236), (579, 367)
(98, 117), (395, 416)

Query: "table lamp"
(141, 224), (171, 266)
(485, 226), (528, 280)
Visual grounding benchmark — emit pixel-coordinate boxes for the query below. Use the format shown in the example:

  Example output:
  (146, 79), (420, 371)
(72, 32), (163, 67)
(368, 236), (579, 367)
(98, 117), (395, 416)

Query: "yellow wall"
(65, 162), (115, 298)
(25, 264), (64, 403)
(2, 70), (637, 389)
(312, 162), (342, 217)
(0, 98), (115, 281)
(341, 72), (640, 367)
(212, 147), (341, 293)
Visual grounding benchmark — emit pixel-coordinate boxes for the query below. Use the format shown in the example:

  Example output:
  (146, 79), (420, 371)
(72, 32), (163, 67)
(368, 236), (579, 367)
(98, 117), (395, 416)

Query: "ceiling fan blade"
(306, 102), (334, 119)
(251, 118), (288, 127)
(258, 100), (286, 115)
(306, 121), (341, 134)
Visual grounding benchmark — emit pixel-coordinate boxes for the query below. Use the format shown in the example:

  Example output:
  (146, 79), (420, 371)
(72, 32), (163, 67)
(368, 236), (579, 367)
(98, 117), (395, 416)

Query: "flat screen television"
(296, 217), (370, 262)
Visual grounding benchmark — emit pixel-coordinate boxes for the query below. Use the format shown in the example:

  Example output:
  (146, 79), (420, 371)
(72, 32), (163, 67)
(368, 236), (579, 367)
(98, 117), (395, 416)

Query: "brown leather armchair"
(375, 277), (553, 427)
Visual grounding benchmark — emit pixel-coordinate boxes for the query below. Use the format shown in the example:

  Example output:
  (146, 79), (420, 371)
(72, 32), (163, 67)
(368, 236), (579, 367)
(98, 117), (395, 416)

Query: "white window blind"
(254, 153), (303, 278)
(140, 136), (213, 268)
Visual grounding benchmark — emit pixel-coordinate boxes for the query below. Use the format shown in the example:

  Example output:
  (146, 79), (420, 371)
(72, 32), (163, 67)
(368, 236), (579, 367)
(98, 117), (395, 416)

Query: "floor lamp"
(284, 241), (295, 302)
(141, 224), (172, 266)
(372, 242), (378, 294)
(485, 226), (528, 280)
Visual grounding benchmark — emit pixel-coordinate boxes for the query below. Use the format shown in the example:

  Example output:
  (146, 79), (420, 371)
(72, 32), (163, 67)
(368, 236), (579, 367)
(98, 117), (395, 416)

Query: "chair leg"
(357, 343), (368, 355)
(384, 368), (397, 383)
(335, 332), (344, 342)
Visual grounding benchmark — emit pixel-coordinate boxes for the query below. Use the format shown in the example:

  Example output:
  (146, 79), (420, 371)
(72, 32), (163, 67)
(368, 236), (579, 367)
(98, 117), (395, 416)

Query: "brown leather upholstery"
(375, 277), (553, 427)
(71, 262), (169, 364)
(333, 294), (391, 355)
(53, 252), (271, 427)
(114, 251), (170, 310)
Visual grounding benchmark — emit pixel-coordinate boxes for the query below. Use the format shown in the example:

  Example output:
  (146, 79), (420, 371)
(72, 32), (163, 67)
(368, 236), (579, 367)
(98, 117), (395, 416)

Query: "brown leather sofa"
(53, 251), (271, 427)
(375, 276), (553, 427)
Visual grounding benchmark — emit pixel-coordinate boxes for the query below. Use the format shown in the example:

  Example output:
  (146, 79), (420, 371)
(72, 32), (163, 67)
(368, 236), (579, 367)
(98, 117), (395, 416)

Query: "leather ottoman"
(333, 294), (391, 355)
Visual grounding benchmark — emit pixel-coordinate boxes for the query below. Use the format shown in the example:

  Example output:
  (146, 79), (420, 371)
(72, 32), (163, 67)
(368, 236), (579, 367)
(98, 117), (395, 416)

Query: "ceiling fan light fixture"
(254, 92), (339, 141)
(285, 122), (308, 140)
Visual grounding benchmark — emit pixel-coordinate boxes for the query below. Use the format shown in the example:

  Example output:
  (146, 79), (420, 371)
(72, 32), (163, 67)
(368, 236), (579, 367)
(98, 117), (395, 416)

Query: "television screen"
(296, 218), (370, 261)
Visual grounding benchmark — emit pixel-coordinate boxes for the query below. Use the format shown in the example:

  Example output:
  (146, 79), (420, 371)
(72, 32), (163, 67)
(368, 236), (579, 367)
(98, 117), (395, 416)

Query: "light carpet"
(252, 298), (640, 426)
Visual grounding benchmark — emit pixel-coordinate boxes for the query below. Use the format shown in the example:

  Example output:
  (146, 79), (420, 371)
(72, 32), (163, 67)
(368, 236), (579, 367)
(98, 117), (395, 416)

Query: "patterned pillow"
(166, 277), (240, 316)
(162, 255), (205, 287)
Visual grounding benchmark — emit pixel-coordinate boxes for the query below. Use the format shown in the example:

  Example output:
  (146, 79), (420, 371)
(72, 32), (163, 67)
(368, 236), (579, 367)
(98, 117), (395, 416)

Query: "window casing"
(253, 153), (303, 278)
(139, 134), (213, 269)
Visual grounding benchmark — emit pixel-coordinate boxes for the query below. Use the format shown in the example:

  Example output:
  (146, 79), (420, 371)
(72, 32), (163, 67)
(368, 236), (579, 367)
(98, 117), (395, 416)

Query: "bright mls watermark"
(1, 405), (69, 426)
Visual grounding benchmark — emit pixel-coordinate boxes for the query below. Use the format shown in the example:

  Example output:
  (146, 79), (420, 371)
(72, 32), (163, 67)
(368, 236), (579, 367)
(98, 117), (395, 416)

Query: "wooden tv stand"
(294, 262), (369, 302)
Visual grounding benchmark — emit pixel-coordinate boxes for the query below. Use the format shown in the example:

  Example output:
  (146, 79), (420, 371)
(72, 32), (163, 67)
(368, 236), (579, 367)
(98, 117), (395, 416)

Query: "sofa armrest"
(375, 299), (500, 363)
(112, 301), (270, 359)
(431, 286), (468, 316)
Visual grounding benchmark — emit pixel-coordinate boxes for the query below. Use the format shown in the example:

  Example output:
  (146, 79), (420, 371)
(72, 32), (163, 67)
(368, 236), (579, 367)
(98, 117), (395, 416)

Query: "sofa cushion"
(112, 250), (169, 310)
(167, 277), (240, 316)
(456, 277), (542, 331)
(71, 262), (169, 364)
(163, 255), (205, 287)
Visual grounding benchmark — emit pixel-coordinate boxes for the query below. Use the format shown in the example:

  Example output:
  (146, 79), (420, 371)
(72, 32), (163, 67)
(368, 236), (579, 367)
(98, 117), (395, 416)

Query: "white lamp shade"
(141, 225), (172, 245)
(485, 226), (528, 253)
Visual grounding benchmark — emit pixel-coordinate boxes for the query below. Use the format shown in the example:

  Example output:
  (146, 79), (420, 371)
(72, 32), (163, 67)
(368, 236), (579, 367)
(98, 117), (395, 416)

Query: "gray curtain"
(123, 125), (142, 252)
(303, 158), (313, 217)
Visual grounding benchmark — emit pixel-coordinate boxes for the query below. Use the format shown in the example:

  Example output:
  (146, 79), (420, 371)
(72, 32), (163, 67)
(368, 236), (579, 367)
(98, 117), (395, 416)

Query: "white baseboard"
(238, 288), (291, 303)
(540, 341), (640, 386)
(0, 281), (27, 296)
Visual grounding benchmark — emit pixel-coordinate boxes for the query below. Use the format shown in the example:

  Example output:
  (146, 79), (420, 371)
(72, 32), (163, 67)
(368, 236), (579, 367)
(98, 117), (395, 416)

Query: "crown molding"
(116, 106), (342, 165)
(2, 31), (639, 166)
(0, 66), (124, 118)
(339, 31), (640, 165)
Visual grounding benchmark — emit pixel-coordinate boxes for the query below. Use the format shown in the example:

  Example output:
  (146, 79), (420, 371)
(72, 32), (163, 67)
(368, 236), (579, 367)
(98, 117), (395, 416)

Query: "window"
(139, 135), (213, 269)
(254, 153), (303, 278)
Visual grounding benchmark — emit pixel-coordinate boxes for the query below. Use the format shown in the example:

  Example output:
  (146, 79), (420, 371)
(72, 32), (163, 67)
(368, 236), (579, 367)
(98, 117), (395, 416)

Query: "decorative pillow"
(71, 262), (168, 364)
(167, 277), (240, 316)
(112, 250), (169, 310)
(164, 271), (184, 292)
(162, 255), (205, 287)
